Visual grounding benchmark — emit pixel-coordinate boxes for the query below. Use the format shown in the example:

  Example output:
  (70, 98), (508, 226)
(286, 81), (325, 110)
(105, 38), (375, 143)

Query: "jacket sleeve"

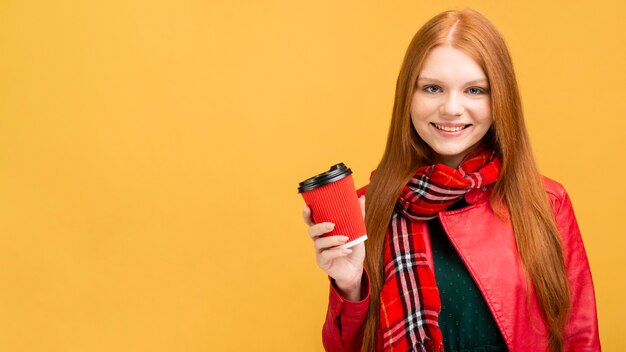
(554, 188), (601, 351)
(322, 271), (370, 352)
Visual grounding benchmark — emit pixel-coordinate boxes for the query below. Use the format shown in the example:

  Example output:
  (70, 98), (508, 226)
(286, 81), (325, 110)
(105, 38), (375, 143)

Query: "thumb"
(359, 195), (366, 219)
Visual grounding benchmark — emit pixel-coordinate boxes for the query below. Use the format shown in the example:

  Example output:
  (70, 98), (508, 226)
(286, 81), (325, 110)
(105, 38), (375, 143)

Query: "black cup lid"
(298, 163), (352, 193)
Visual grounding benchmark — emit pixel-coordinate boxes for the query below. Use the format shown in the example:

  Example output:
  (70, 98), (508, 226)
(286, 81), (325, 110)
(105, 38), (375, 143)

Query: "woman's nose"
(440, 92), (465, 116)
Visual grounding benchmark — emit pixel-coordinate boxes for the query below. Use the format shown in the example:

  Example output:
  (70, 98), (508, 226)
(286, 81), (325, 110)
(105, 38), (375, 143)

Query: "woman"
(302, 8), (600, 352)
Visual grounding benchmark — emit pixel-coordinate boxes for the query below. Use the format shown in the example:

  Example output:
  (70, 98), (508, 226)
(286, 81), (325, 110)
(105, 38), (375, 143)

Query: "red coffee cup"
(298, 163), (367, 248)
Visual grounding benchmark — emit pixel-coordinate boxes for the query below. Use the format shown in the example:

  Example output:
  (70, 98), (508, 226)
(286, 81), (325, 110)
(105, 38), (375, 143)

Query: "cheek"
(467, 100), (492, 122)
(410, 95), (438, 122)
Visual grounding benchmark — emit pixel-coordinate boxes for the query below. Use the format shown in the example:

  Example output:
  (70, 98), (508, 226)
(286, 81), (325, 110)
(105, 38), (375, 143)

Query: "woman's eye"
(423, 85), (441, 93)
(468, 87), (486, 95)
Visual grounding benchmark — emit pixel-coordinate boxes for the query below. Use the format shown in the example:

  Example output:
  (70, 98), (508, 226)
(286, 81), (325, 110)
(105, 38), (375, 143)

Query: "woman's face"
(410, 45), (493, 168)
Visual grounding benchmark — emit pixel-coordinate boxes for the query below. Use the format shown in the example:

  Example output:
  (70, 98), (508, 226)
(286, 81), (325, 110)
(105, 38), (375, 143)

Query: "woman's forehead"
(418, 46), (487, 84)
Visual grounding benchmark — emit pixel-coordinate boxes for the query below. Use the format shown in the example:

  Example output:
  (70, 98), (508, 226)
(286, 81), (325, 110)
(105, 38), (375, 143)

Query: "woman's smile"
(431, 122), (472, 134)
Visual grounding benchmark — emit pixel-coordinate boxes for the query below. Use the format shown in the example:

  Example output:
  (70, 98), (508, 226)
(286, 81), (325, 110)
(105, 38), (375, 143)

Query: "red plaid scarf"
(379, 147), (501, 351)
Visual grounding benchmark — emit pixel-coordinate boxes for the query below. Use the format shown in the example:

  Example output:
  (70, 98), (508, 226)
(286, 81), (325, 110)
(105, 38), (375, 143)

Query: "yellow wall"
(1, 1), (623, 350)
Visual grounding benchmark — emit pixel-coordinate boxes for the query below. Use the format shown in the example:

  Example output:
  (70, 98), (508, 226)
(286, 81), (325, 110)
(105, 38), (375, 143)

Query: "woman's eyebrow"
(418, 77), (488, 85)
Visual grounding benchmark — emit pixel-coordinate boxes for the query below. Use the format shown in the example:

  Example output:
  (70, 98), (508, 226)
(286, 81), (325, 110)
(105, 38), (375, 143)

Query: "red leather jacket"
(322, 177), (600, 351)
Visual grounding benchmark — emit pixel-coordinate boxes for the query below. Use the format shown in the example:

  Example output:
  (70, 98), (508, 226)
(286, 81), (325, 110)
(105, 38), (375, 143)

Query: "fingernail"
(339, 236), (349, 242)
(343, 248), (352, 254)
(327, 223), (335, 230)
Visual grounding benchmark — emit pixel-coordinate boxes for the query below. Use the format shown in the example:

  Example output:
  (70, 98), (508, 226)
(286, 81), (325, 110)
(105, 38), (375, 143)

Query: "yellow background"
(1, 1), (624, 350)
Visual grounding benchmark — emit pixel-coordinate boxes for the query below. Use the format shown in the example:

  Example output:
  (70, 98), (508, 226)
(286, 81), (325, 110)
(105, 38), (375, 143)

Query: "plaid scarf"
(379, 147), (501, 352)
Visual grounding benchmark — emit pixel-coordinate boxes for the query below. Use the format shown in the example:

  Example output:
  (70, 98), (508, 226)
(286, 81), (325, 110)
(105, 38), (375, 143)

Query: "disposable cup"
(298, 163), (367, 248)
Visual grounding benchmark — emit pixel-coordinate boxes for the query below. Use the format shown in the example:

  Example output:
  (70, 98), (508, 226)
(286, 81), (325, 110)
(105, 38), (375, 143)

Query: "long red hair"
(361, 9), (570, 352)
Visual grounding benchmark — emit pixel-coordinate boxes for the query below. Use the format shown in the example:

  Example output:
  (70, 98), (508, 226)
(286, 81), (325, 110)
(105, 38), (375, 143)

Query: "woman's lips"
(431, 122), (471, 136)
(431, 122), (471, 132)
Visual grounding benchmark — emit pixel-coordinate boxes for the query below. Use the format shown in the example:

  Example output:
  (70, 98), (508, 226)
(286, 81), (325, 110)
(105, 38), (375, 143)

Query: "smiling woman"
(301, 7), (600, 352)
(410, 46), (493, 168)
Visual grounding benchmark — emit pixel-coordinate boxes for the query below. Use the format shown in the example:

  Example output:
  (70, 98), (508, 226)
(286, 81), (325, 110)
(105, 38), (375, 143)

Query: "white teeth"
(434, 123), (466, 132)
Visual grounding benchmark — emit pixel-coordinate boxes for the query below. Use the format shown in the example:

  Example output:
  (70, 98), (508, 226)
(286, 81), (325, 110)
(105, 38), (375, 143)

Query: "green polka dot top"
(429, 209), (509, 352)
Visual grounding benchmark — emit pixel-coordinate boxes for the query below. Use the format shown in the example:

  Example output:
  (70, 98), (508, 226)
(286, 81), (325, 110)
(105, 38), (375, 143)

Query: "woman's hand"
(302, 196), (366, 301)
